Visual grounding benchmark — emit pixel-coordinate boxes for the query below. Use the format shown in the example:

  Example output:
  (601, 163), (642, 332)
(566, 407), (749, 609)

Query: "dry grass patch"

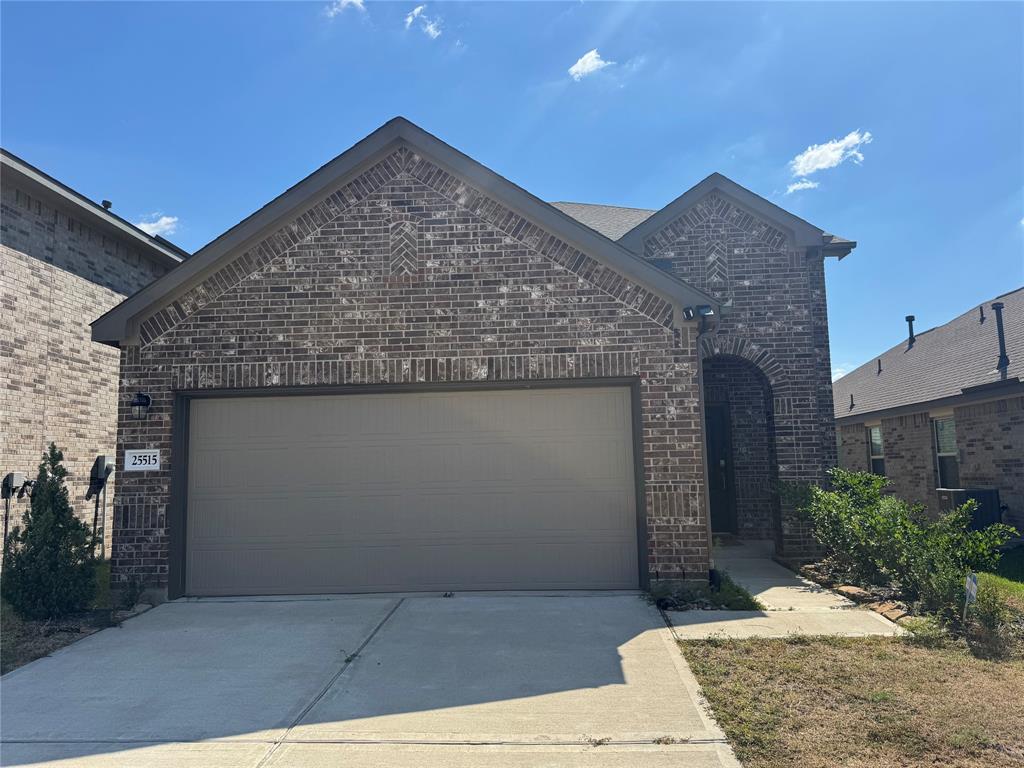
(681, 635), (1024, 768)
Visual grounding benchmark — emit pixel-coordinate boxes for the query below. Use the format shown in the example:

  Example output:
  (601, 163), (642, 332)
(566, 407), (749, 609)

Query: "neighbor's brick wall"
(837, 422), (869, 472)
(879, 412), (938, 511)
(641, 193), (837, 556)
(1, 180), (171, 551)
(838, 396), (1024, 529)
(955, 395), (1024, 532)
(703, 356), (777, 539)
(111, 147), (710, 591)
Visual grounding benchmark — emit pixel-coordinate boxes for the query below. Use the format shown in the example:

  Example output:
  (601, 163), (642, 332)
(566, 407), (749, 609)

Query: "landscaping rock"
(836, 585), (872, 602)
(867, 601), (909, 623)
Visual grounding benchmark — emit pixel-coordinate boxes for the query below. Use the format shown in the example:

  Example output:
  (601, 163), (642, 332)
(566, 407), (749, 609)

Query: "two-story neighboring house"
(833, 288), (1023, 532)
(1, 149), (187, 550)
(93, 118), (855, 598)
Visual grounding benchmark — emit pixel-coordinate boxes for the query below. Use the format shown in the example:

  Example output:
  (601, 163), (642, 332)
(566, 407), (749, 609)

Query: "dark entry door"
(704, 404), (736, 534)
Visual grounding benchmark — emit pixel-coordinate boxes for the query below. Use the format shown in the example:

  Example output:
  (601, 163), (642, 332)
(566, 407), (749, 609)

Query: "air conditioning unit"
(936, 488), (1004, 530)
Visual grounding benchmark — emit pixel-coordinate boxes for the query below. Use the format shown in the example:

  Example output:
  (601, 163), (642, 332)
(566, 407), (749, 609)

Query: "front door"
(704, 404), (736, 534)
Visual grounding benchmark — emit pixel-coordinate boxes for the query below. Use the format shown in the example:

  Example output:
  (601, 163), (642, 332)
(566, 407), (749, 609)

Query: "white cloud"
(325, 0), (364, 18)
(790, 130), (872, 177)
(134, 214), (179, 237)
(422, 18), (441, 39)
(404, 4), (424, 28)
(832, 362), (855, 382)
(786, 179), (820, 195)
(568, 49), (614, 81)
(404, 4), (441, 38)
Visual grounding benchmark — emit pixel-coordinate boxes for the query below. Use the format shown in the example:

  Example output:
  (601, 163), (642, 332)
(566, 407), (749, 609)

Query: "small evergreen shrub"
(2, 444), (96, 619)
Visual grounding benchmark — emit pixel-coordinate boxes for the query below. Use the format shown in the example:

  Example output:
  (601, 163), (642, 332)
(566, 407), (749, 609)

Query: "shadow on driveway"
(0, 594), (732, 767)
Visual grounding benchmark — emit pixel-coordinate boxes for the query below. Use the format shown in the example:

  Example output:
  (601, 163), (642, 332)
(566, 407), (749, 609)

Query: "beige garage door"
(185, 387), (639, 595)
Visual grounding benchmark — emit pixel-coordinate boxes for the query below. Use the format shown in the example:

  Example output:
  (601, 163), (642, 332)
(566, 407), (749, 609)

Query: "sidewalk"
(668, 540), (903, 639)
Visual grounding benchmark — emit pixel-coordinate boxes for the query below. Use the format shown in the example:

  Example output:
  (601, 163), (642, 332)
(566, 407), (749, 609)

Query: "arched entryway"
(702, 354), (780, 544)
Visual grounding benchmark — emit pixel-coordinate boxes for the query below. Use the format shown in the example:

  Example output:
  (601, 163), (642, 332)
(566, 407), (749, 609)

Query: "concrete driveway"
(0, 594), (738, 767)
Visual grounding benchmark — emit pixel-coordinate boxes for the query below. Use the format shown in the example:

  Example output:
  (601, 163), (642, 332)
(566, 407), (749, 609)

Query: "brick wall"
(955, 395), (1024, 532)
(879, 412), (937, 511)
(111, 147), (710, 592)
(640, 192), (836, 557)
(703, 355), (778, 540)
(837, 422), (869, 472)
(837, 395), (1023, 530)
(1, 181), (171, 551)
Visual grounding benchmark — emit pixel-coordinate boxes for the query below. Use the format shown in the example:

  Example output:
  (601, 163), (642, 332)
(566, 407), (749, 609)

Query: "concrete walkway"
(669, 540), (903, 639)
(1, 594), (740, 768)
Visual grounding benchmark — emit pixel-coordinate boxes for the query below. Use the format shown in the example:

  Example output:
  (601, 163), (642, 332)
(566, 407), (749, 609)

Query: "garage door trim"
(167, 378), (648, 598)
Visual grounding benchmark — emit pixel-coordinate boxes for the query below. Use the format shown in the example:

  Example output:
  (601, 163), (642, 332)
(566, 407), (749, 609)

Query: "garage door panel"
(189, 487), (635, 544)
(188, 540), (636, 596)
(186, 387), (638, 595)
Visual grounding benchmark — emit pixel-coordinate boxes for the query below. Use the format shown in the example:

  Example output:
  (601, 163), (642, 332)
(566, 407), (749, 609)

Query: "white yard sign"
(124, 449), (160, 472)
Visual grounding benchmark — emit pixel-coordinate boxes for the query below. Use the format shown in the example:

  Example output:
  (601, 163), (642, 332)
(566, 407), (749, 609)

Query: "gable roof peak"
(617, 170), (855, 258)
(92, 117), (719, 345)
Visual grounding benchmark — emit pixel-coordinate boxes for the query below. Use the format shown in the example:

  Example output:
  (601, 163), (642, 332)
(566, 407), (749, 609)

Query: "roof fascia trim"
(1, 150), (185, 268)
(834, 379), (1024, 424)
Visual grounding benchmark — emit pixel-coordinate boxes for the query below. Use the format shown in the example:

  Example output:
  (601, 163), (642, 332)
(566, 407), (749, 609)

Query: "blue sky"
(2, 1), (1022, 376)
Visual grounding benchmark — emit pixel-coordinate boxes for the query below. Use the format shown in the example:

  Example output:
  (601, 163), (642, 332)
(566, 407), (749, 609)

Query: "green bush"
(966, 580), (1019, 659)
(800, 468), (1017, 622)
(2, 444), (96, 619)
(795, 469), (889, 584)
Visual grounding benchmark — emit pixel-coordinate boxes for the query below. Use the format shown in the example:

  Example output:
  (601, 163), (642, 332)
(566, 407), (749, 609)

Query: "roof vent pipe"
(979, 305), (986, 324)
(877, 359), (882, 375)
(905, 315), (916, 348)
(992, 302), (1009, 370)
(101, 200), (112, 210)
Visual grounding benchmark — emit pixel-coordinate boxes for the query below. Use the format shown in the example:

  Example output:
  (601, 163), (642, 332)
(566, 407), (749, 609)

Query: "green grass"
(980, 546), (1024, 609)
(995, 546), (1024, 581)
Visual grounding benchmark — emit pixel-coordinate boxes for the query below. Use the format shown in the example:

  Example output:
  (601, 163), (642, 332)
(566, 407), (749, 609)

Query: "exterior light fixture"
(130, 393), (152, 420)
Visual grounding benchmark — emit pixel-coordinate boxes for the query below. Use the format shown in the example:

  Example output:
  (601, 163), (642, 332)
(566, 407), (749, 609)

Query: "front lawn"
(0, 560), (113, 675)
(982, 546), (1024, 609)
(682, 636), (1024, 768)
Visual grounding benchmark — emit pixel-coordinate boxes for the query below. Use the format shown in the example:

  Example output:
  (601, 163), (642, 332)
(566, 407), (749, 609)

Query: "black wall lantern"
(130, 392), (152, 420)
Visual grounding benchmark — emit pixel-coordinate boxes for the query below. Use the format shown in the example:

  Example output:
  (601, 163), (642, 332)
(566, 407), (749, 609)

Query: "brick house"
(92, 118), (855, 598)
(1, 149), (186, 550)
(833, 287), (1023, 532)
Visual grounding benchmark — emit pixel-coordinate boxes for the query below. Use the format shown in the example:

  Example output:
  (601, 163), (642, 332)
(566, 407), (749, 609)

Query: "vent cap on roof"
(992, 301), (1010, 371)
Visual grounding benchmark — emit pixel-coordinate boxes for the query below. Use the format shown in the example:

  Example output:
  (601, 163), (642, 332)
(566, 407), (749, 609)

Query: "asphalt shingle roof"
(549, 201), (656, 241)
(833, 286), (1024, 420)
